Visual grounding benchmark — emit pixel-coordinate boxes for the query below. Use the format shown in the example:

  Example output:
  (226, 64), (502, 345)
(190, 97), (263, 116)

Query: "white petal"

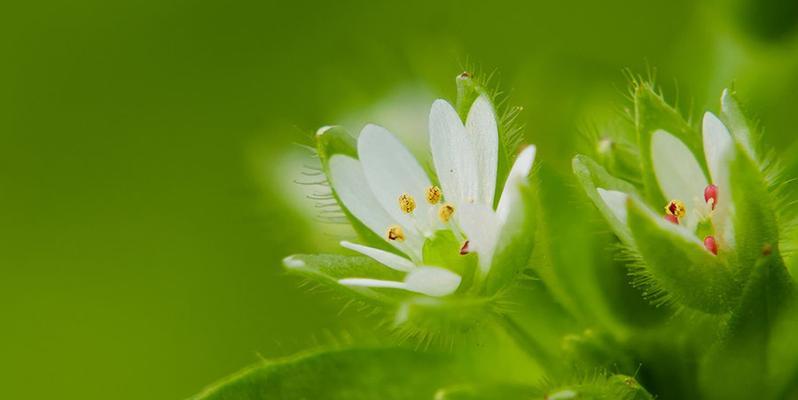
(458, 203), (501, 276)
(358, 124), (433, 235)
(703, 112), (735, 186)
(597, 188), (628, 226)
(340, 241), (415, 272)
(338, 278), (406, 290)
(651, 129), (708, 230)
(403, 266), (461, 297)
(329, 154), (397, 239)
(703, 112), (736, 243)
(465, 95), (499, 206)
(338, 267), (461, 297)
(496, 145), (536, 223)
(429, 99), (479, 207)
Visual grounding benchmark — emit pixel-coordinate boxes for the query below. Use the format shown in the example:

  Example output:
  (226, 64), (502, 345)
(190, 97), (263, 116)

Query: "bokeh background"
(3, 0), (798, 398)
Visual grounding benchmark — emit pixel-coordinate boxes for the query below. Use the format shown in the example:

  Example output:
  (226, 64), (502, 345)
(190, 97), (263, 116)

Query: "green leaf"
(633, 81), (705, 206)
(282, 253), (404, 304)
(434, 383), (542, 399)
(699, 251), (794, 400)
(486, 179), (538, 295)
(190, 347), (481, 400)
(572, 154), (637, 244)
(626, 197), (739, 313)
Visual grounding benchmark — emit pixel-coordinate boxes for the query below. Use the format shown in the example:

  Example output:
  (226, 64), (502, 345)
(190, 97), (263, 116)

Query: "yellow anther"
(665, 200), (686, 219)
(386, 225), (405, 242)
(425, 186), (442, 204)
(438, 203), (455, 222)
(398, 193), (416, 214)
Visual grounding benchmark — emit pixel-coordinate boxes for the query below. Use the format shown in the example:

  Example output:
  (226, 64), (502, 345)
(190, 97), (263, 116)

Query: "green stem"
(494, 312), (549, 364)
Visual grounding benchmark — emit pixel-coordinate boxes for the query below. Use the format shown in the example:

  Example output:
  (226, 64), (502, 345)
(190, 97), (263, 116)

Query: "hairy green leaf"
(190, 347), (478, 400)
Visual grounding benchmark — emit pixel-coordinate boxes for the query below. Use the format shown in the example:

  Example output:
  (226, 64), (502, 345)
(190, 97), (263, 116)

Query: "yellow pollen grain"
(386, 225), (405, 242)
(425, 186), (442, 204)
(398, 193), (416, 214)
(665, 200), (686, 219)
(438, 203), (455, 222)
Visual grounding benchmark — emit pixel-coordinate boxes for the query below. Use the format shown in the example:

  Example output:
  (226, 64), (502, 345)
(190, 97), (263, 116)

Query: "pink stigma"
(664, 214), (679, 224)
(704, 236), (718, 255)
(704, 184), (718, 210)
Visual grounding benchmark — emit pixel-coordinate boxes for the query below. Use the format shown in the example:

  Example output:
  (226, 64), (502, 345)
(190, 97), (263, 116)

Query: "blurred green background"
(3, 0), (798, 398)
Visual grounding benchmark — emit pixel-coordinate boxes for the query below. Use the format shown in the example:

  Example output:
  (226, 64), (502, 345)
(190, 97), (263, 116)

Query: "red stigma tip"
(704, 184), (718, 210)
(704, 236), (718, 255)
(459, 240), (470, 255)
(664, 214), (679, 224)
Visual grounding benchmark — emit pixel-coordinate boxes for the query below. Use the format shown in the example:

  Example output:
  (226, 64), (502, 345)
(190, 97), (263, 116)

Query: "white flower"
(320, 95), (536, 297)
(597, 112), (735, 255)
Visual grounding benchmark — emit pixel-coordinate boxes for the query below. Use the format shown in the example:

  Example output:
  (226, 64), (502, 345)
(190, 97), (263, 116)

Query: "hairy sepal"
(626, 197), (738, 313)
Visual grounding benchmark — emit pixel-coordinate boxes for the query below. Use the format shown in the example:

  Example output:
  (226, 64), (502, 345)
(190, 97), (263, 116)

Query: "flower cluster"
(284, 74), (538, 310)
(574, 84), (788, 313)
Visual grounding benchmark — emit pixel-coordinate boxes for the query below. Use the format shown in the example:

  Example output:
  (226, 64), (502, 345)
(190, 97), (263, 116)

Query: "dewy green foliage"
(191, 75), (797, 400)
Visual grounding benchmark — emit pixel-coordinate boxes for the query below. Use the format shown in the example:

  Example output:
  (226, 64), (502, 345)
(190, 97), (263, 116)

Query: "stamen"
(459, 240), (470, 255)
(386, 225), (405, 242)
(398, 193), (416, 214)
(664, 200), (686, 219)
(704, 184), (718, 210)
(425, 186), (442, 204)
(704, 236), (718, 255)
(438, 203), (455, 222)
(664, 214), (679, 225)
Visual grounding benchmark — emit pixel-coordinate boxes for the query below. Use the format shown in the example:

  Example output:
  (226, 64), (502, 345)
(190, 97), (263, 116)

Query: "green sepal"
(634, 81), (705, 205)
(455, 72), (482, 121)
(423, 230), (478, 293)
(282, 253), (404, 304)
(626, 197), (739, 313)
(720, 88), (757, 160)
(699, 250), (794, 400)
(189, 347), (481, 400)
(572, 154), (637, 244)
(728, 146), (780, 280)
(315, 126), (393, 252)
(485, 179), (538, 295)
(394, 295), (494, 341)
(315, 125), (357, 161)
